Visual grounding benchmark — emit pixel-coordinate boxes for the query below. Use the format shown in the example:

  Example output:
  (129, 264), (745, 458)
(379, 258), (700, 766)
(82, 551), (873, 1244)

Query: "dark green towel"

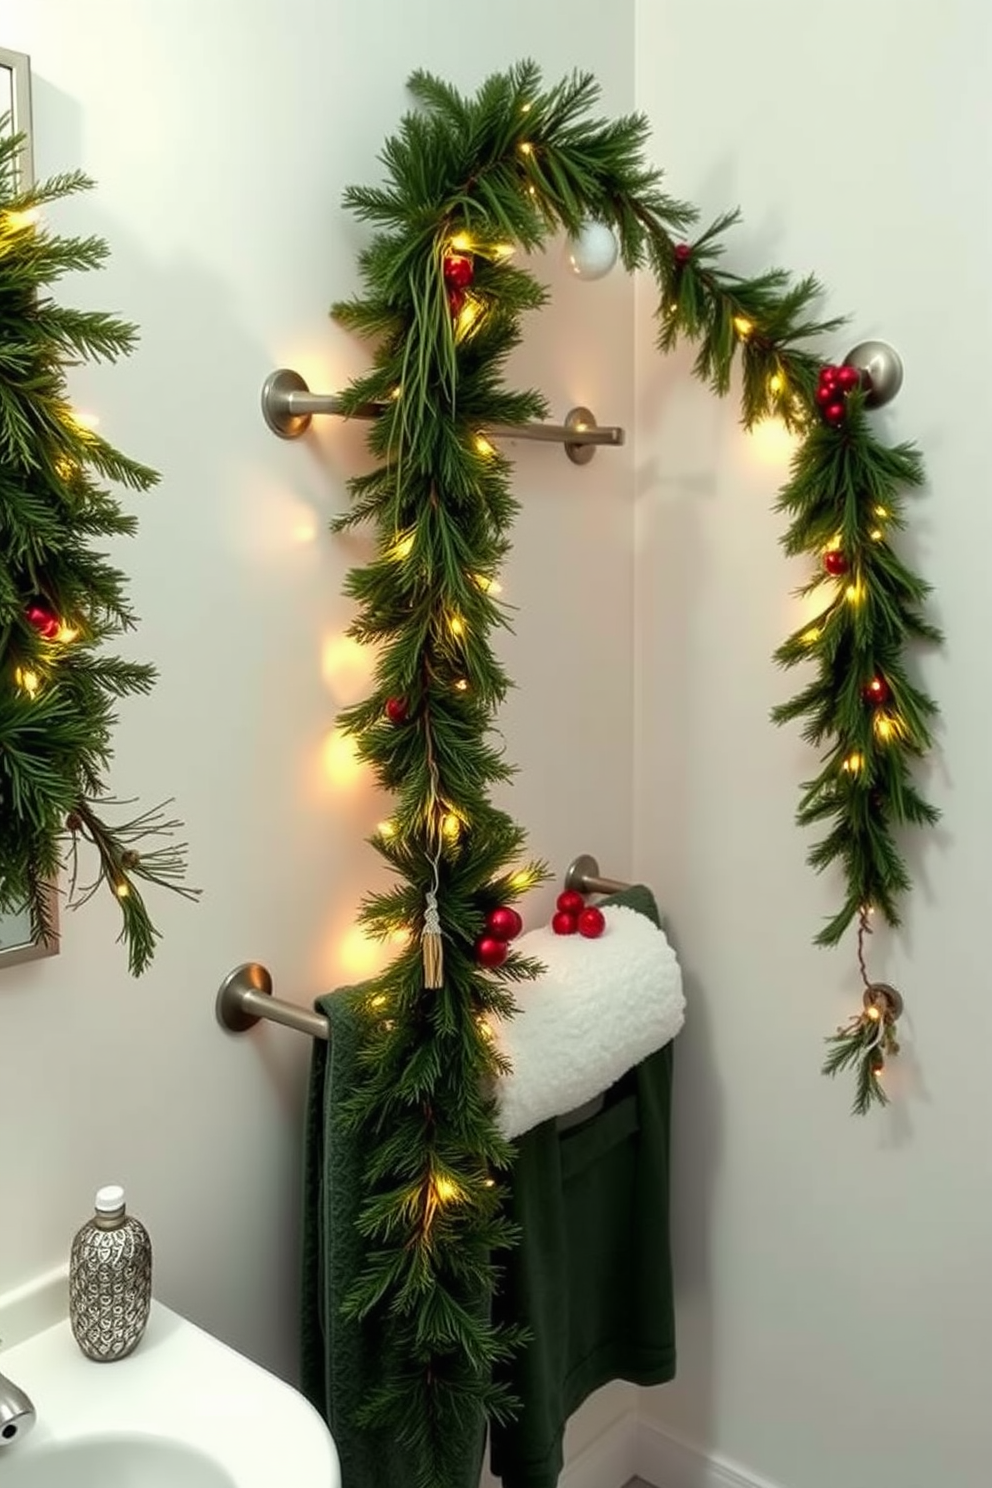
(301, 986), (450, 1488)
(489, 885), (677, 1488)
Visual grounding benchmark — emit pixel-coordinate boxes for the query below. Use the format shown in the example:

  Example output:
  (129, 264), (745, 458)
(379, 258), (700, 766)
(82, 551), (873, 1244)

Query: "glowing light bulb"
(14, 667), (40, 697)
(870, 528), (884, 542)
(520, 101), (532, 113)
(370, 994), (388, 1009)
(801, 626), (822, 646)
(867, 1005), (882, 1022)
(67, 410), (99, 434)
(518, 141), (533, 156)
(376, 820), (396, 838)
(454, 679), (469, 693)
(474, 434), (495, 457)
(874, 505), (889, 518)
(845, 582), (864, 606)
(492, 242), (515, 262)
(483, 1178), (496, 1189)
(450, 231), (473, 252)
(389, 385), (402, 401)
(842, 752), (864, 775)
(510, 868), (536, 891)
(442, 813), (462, 842)
(874, 715), (897, 742)
(5, 207), (39, 231)
(115, 881), (130, 899)
(448, 614), (466, 638)
(432, 1176), (460, 1203)
(768, 373), (785, 395)
(733, 316), (754, 338)
(565, 220), (618, 281)
(455, 297), (483, 336)
(390, 531), (415, 561)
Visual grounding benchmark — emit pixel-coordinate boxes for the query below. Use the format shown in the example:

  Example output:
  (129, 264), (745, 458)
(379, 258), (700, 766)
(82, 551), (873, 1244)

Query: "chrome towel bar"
(261, 370), (624, 465)
(215, 856), (632, 1041)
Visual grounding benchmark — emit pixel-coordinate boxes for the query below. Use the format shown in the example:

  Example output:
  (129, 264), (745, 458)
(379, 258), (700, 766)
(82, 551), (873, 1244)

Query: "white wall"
(634, 5), (992, 1487)
(0, 9), (636, 1453)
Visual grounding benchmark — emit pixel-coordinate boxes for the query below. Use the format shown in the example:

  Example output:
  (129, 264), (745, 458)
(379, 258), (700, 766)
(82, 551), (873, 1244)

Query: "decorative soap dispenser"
(69, 1184), (152, 1361)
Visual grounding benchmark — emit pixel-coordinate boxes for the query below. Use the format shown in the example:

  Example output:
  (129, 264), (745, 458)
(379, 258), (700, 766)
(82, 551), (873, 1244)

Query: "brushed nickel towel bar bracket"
(261, 369), (624, 465)
(216, 855), (632, 1041)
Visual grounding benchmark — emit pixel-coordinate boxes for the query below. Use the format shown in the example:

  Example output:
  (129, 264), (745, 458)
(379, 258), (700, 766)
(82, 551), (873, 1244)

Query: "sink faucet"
(0, 1369), (36, 1447)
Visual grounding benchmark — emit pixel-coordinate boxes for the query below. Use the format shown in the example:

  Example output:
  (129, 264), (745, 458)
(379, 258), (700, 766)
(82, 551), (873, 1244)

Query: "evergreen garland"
(328, 62), (940, 1485)
(0, 130), (196, 972)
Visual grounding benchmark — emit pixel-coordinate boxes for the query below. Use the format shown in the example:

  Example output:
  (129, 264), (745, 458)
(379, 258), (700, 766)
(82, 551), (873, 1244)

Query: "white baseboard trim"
(636, 1418), (788, 1488)
(564, 1410), (640, 1488)
(479, 1409), (639, 1488)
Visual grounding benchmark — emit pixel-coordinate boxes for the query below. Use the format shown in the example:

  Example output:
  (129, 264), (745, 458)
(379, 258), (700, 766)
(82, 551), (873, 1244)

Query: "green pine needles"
(0, 130), (197, 973)
(327, 60), (940, 1484)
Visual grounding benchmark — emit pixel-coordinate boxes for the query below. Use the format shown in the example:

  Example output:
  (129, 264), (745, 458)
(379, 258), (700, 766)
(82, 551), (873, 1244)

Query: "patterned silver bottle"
(69, 1185), (152, 1361)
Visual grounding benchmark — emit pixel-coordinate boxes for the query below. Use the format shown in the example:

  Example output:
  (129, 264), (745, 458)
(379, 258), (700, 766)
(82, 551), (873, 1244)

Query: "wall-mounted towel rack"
(261, 369), (624, 465)
(216, 854), (632, 1041)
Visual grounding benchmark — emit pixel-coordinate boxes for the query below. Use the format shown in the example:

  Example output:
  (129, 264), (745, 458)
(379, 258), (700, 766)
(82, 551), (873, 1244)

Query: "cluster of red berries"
(475, 905), (523, 968)
(815, 363), (863, 427)
(551, 889), (605, 939)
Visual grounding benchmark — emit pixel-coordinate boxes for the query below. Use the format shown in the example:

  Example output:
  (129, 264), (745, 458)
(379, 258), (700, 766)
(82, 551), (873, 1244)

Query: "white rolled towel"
(492, 903), (685, 1140)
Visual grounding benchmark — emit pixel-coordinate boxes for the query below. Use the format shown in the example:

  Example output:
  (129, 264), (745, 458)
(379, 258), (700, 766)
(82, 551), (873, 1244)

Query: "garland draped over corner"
(327, 62), (939, 1487)
(0, 130), (196, 972)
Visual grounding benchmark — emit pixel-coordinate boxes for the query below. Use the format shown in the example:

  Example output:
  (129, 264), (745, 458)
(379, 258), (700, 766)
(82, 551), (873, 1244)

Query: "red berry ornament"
(835, 364), (862, 393)
(673, 243), (692, 265)
(823, 549), (848, 577)
(577, 906), (606, 939)
(822, 400), (847, 427)
(486, 906), (523, 942)
(476, 935), (508, 968)
(864, 675), (890, 705)
(556, 890), (585, 916)
(552, 911), (578, 935)
(25, 601), (59, 640)
(442, 253), (475, 290)
(385, 697), (408, 724)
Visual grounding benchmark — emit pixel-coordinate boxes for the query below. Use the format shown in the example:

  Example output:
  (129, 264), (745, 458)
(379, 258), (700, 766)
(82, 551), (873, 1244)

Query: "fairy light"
(510, 867), (537, 891)
(801, 626), (822, 646)
(14, 667), (40, 697)
(389, 385), (402, 401)
(870, 527), (884, 541)
(483, 1178), (496, 1189)
(845, 581), (864, 606)
(518, 141), (533, 156)
(4, 207), (40, 232)
(874, 715), (900, 743)
(471, 572), (502, 596)
(491, 242), (515, 261)
(389, 531), (415, 561)
(115, 881), (130, 899)
(456, 297), (484, 336)
(448, 613), (466, 638)
(376, 819), (396, 838)
(442, 812), (462, 842)
(733, 316), (754, 338)
(866, 1005), (882, 1023)
(474, 434), (495, 457)
(370, 994), (388, 1009)
(55, 622), (79, 643)
(450, 231), (473, 252)
(842, 752), (864, 775)
(432, 1176), (461, 1204)
(454, 679), (470, 693)
(768, 372), (785, 395)
(66, 410), (100, 434)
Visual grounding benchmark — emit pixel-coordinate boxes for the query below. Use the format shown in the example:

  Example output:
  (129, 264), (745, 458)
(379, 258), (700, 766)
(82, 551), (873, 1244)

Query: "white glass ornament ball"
(565, 220), (618, 281)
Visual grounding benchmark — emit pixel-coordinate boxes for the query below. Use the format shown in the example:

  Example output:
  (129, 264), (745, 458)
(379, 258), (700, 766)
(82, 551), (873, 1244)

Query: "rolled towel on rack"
(492, 891), (685, 1140)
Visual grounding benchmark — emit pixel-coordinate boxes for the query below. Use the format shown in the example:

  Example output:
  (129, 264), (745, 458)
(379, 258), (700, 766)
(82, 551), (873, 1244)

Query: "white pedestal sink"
(0, 1302), (338, 1488)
